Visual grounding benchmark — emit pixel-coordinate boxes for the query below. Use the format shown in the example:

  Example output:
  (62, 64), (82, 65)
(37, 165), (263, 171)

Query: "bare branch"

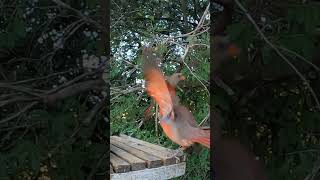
(0, 102), (38, 124)
(51, 0), (107, 32)
(234, 0), (320, 111)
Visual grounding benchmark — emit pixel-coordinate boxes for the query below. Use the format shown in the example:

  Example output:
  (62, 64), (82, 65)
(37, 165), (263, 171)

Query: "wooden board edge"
(110, 162), (186, 180)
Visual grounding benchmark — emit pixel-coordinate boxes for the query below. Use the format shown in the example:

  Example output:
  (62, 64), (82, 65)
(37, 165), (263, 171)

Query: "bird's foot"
(167, 147), (186, 163)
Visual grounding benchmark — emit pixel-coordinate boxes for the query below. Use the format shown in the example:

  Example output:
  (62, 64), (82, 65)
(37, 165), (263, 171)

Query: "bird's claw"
(167, 147), (185, 163)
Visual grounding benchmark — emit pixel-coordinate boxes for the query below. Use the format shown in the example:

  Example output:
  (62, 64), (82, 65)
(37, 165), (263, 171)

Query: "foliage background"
(110, 0), (210, 179)
(0, 0), (319, 180)
(0, 0), (108, 179)
(212, 0), (320, 180)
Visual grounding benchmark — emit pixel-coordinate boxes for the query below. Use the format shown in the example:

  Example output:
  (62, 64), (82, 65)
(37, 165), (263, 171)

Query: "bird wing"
(174, 105), (210, 148)
(143, 47), (174, 118)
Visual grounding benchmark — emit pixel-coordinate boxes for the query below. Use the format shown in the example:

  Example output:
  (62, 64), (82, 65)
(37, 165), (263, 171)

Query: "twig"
(10, 69), (75, 85)
(181, 56), (210, 95)
(48, 125), (81, 155)
(286, 149), (319, 156)
(199, 111), (210, 127)
(6, 57), (42, 64)
(234, 0), (320, 111)
(170, 43), (210, 95)
(51, 0), (107, 32)
(0, 121), (41, 131)
(83, 96), (108, 126)
(1, 128), (30, 151)
(304, 158), (320, 180)
(172, 4), (210, 39)
(111, 86), (143, 96)
(276, 45), (320, 72)
(44, 79), (105, 104)
(46, 67), (103, 94)
(87, 152), (107, 180)
(0, 83), (44, 97)
(0, 96), (39, 107)
(61, 19), (87, 49)
(0, 93), (19, 100)
(212, 76), (235, 96)
(0, 101), (38, 124)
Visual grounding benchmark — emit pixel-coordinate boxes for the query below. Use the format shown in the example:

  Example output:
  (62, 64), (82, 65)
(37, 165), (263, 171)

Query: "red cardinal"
(142, 47), (210, 149)
(143, 73), (186, 121)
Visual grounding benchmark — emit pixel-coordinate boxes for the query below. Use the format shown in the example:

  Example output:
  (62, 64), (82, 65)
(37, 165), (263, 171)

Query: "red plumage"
(142, 47), (210, 149)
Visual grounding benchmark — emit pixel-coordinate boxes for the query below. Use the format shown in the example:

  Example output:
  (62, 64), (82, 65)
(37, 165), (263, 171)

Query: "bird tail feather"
(190, 129), (210, 149)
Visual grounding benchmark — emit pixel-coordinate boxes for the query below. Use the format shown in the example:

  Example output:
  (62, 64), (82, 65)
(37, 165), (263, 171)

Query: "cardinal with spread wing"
(142, 47), (210, 149)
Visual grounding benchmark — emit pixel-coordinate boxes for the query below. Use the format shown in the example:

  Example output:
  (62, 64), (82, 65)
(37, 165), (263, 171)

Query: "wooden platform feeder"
(110, 134), (186, 180)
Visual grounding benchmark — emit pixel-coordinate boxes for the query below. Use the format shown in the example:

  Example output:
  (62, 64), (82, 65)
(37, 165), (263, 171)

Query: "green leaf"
(137, 12), (143, 17)
(156, 44), (168, 55)
(186, 36), (197, 44)
(149, 15), (155, 21)
(162, 12), (170, 18)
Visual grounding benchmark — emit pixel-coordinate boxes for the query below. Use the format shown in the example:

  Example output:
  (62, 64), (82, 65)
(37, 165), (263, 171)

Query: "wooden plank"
(110, 162), (186, 180)
(120, 134), (175, 153)
(111, 144), (146, 171)
(110, 153), (130, 173)
(112, 136), (176, 164)
(112, 136), (182, 165)
(119, 134), (185, 162)
(111, 138), (162, 168)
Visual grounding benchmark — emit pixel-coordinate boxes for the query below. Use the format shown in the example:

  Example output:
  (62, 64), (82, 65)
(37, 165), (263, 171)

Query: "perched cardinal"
(143, 73), (186, 121)
(142, 47), (210, 149)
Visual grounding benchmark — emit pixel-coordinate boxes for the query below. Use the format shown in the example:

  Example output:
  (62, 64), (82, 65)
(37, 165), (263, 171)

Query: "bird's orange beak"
(227, 44), (240, 57)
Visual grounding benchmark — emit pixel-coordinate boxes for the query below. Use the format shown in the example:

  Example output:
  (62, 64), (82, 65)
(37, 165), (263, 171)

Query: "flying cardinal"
(142, 47), (210, 149)
(143, 73), (186, 121)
